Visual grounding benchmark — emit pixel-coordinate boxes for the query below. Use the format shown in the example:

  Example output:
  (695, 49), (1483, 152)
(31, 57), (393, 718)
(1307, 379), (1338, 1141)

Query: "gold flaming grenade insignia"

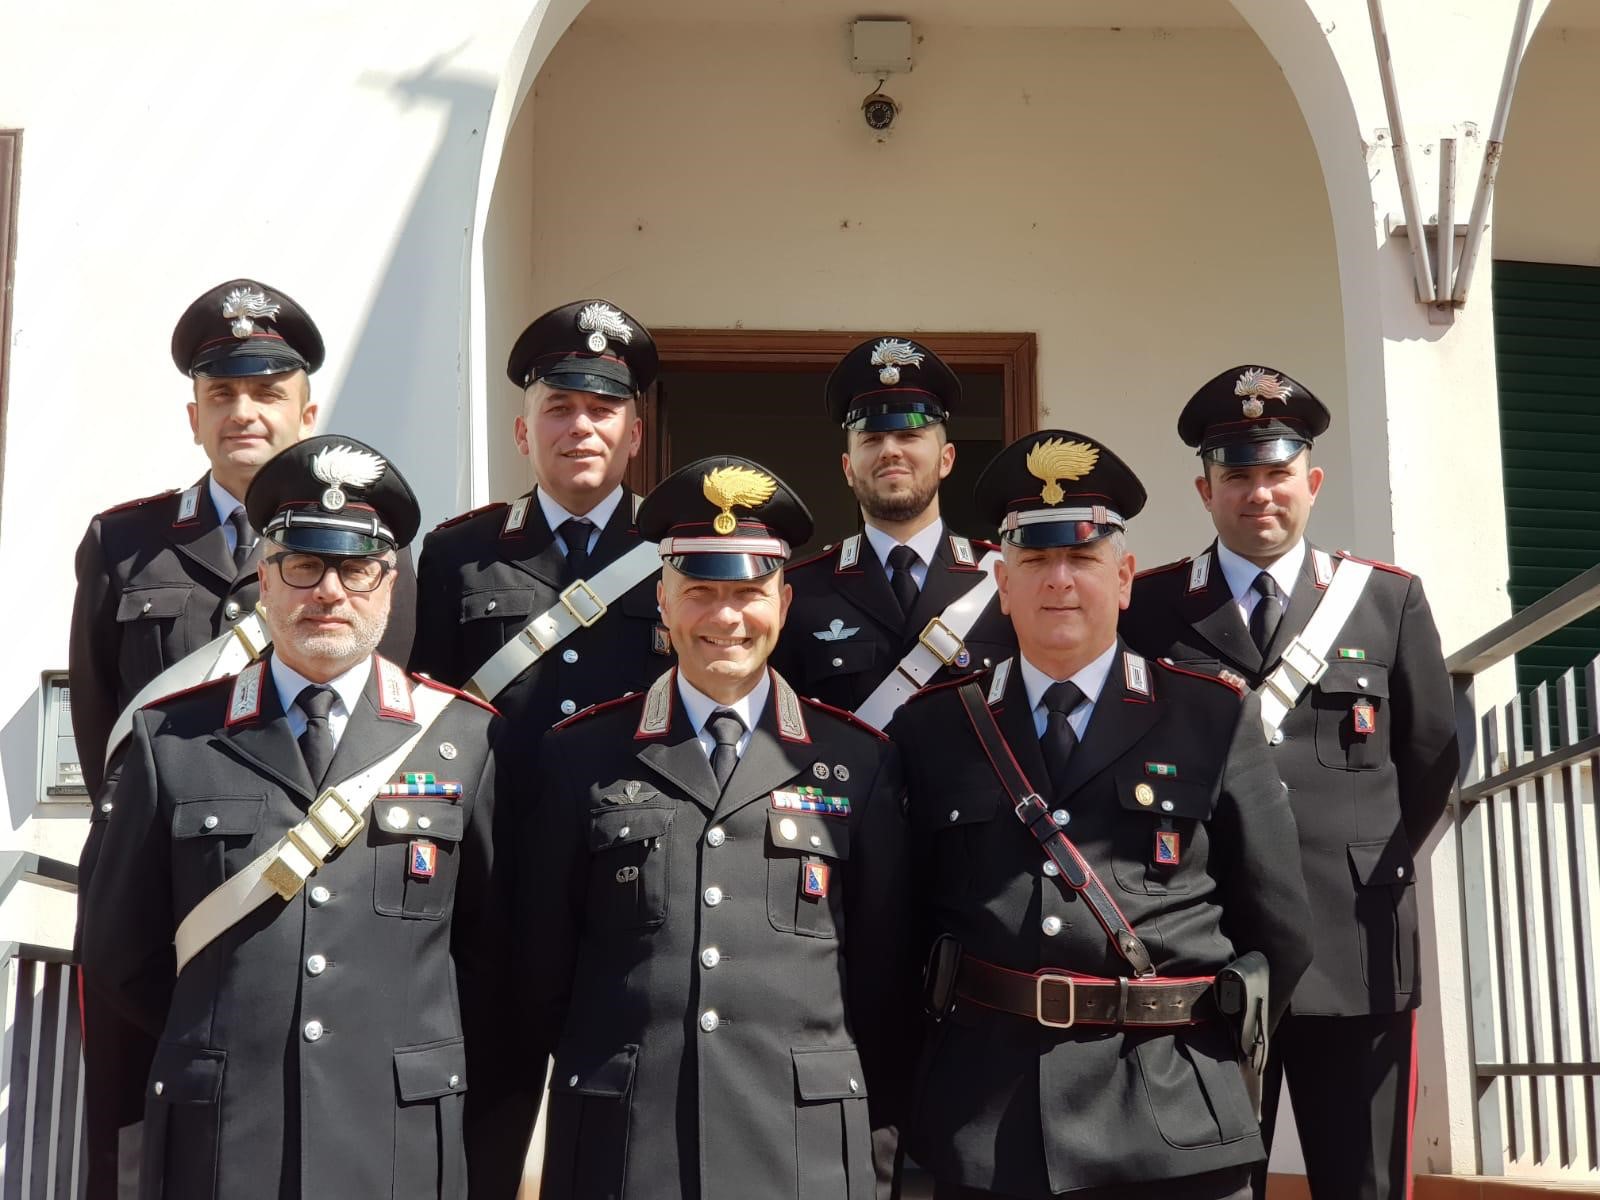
(702, 465), (777, 535)
(1026, 438), (1100, 506)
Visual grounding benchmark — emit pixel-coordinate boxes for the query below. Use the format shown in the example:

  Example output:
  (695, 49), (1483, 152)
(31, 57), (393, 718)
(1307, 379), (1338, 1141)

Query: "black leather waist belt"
(956, 955), (1218, 1029)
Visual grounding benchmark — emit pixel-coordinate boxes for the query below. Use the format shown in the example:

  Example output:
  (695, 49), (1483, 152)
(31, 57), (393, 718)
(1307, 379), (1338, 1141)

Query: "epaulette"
(412, 674), (500, 716)
(1153, 656), (1245, 696)
(432, 501), (508, 531)
(901, 669), (987, 708)
(1337, 550), (1412, 579)
(100, 488), (178, 517)
(786, 542), (837, 570)
(1133, 557), (1189, 581)
(797, 694), (890, 741)
(550, 689), (642, 733)
(143, 673), (233, 710)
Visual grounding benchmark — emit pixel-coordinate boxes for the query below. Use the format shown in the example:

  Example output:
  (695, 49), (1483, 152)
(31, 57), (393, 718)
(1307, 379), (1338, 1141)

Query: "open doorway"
(628, 330), (1037, 550)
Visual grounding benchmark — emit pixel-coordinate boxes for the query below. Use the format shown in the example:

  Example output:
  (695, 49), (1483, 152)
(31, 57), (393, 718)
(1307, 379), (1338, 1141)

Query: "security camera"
(862, 92), (898, 133)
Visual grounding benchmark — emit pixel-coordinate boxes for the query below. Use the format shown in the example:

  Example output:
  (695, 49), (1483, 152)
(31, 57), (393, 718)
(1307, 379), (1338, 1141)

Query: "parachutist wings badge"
(869, 338), (924, 385)
(702, 466), (777, 535)
(311, 444), (387, 512)
(1026, 438), (1099, 506)
(1234, 368), (1294, 419)
(577, 303), (634, 354)
(221, 287), (281, 339)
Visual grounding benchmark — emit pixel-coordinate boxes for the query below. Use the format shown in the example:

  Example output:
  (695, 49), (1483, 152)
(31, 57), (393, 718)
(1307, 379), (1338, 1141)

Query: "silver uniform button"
(832, 657), (844, 667)
(1161, 801), (1175, 813)
(849, 1077), (860, 1093)
(141, 601), (153, 615)
(309, 886), (331, 906)
(1357, 676), (1370, 689)
(1051, 809), (1070, 826)
(417, 815), (432, 830)
(100, 801), (113, 813)
(1042, 860), (1060, 877)
(563, 649), (579, 664)
(303, 1020), (324, 1042)
(1270, 730), (1285, 746)
(560, 699), (577, 716)
(948, 809), (960, 822)
(701, 947), (721, 968)
(486, 599), (497, 613)
(704, 886), (724, 907)
(1041, 916), (1062, 936)
(810, 835), (822, 848)
(706, 827), (726, 847)
(700, 1010), (719, 1032)
(569, 1074), (579, 1087)
(223, 600), (241, 620)
(306, 954), (326, 976)
(1396, 866), (1405, 878)
(153, 1081), (164, 1096)
(202, 814), (219, 830)
(449, 1074), (461, 1089)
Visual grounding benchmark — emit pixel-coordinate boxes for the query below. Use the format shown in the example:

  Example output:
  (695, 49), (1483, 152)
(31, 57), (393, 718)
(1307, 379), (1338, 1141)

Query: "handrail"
(0, 851), (78, 909)
(0, 938), (76, 966)
(1446, 562), (1600, 677)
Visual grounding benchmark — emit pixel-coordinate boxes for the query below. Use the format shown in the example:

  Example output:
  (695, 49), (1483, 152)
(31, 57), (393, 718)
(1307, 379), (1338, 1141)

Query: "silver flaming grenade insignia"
(310, 444), (387, 513)
(869, 338), (924, 385)
(1234, 368), (1294, 419)
(221, 287), (281, 339)
(576, 303), (634, 354)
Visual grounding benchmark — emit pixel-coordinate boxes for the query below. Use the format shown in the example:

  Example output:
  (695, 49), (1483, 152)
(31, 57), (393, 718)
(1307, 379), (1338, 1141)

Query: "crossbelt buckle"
(1279, 637), (1327, 688)
(231, 607), (270, 659)
(917, 617), (966, 667)
(560, 579), (607, 628)
(1035, 972), (1077, 1029)
(307, 787), (365, 849)
(1013, 793), (1045, 822)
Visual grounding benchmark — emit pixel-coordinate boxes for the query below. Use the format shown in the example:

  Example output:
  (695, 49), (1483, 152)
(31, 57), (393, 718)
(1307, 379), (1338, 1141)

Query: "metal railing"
(0, 854), (85, 1199)
(1450, 562), (1600, 1177)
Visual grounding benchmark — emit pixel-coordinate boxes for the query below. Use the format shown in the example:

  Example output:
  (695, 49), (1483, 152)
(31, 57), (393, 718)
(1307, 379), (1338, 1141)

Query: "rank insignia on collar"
(802, 861), (831, 898)
(636, 670), (674, 738)
(1234, 368), (1294, 419)
(1338, 647), (1367, 660)
(1312, 548), (1335, 589)
(870, 338), (924, 385)
(502, 496), (531, 536)
(577, 302), (634, 354)
(1187, 554), (1211, 593)
(409, 840), (438, 880)
(376, 656), (414, 719)
(838, 535), (862, 571)
(988, 657), (1013, 705)
(226, 660), (265, 726)
(221, 286), (280, 338)
(652, 623), (672, 656)
(1352, 702), (1376, 735)
(1145, 762), (1178, 777)
(774, 673), (810, 743)
(1124, 652), (1151, 698)
(175, 485), (201, 526)
(1154, 830), (1181, 866)
(813, 618), (860, 642)
(949, 535), (976, 567)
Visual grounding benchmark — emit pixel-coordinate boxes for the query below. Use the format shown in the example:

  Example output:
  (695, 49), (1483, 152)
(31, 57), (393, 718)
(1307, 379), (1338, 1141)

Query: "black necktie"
(558, 518), (593, 583)
(1249, 572), (1283, 655)
(228, 506), (256, 572)
(708, 710), (746, 794)
(887, 544), (920, 618)
(1040, 680), (1083, 794)
(297, 686), (337, 790)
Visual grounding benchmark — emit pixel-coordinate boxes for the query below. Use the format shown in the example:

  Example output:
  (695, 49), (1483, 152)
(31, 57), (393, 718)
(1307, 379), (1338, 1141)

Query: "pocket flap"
(372, 801), (465, 842)
(588, 804), (674, 850)
(767, 809), (851, 859)
(1316, 662), (1390, 698)
(552, 1043), (638, 1099)
(460, 589), (535, 622)
(393, 1037), (468, 1101)
(171, 797), (264, 839)
(148, 1042), (225, 1104)
(117, 585), (193, 622)
(792, 1045), (868, 1101)
(1347, 837), (1414, 886)
(1115, 775), (1214, 820)
(806, 640), (877, 681)
(917, 779), (1000, 831)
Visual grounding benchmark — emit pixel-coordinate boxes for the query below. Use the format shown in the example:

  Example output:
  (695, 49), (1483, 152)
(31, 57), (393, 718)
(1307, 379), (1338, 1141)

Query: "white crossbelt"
(1257, 558), (1374, 740)
(466, 542), (661, 702)
(854, 551), (1001, 731)
(172, 684), (455, 974)
(104, 609), (272, 771)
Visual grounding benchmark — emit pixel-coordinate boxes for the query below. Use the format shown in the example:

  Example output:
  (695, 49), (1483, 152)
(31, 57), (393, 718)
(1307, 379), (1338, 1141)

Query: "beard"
(852, 468), (942, 524)
(280, 597), (388, 667)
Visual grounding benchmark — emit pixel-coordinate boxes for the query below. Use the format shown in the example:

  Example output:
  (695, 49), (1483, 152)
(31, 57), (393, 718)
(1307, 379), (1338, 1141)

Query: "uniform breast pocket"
(1110, 774), (1215, 895)
(171, 796), (266, 887)
(373, 801), (466, 920)
(116, 583), (194, 680)
(767, 810), (850, 939)
(1313, 662), (1390, 771)
(803, 640), (877, 687)
(458, 588), (536, 664)
(586, 806), (674, 931)
(915, 786), (999, 903)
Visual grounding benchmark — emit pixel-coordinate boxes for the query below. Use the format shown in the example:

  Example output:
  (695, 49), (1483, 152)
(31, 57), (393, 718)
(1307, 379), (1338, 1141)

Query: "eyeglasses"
(266, 552), (396, 593)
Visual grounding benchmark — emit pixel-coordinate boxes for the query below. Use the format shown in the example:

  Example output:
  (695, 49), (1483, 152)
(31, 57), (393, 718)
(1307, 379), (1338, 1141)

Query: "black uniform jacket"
(515, 667), (913, 1200)
(69, 475), (418, 796)
(410, 487), (668, 731)
(772, 524), (1015, 716)
(80, 654), (521, 1200)
(1120, 542), (1459, 1015)
(886, 645), (1312, 1197)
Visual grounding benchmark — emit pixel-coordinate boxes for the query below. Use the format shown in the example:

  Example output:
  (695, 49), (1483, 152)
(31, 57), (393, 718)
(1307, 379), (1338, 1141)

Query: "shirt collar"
(207, 473), (246, 525)
(537, 484), (624, 538)
(269, 652), (371, 719)
(1214, 538), (1306, 602)
(1018, 639), (1119, 715)
(862, 519), (944, 571)
(676, 669), (772, 737)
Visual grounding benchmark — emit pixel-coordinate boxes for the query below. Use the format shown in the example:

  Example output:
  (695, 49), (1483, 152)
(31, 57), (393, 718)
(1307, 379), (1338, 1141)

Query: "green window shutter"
(1493, 259), (1600, 729)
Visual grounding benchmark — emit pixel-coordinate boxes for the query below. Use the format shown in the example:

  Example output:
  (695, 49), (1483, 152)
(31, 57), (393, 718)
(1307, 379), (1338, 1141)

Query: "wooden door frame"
(627, 329), (1038, 494)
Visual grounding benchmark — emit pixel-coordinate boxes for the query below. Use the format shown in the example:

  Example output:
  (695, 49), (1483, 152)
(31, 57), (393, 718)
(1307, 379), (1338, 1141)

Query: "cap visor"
(271, 527), (390, 556)
(845, 407), (944, 432)
(534, 369), (635, 399)
(1201, 437), (1310, 467)
(664, 553), (785, 581)
(1003, 522), (1119, 549)
(192, 351), (308, 378)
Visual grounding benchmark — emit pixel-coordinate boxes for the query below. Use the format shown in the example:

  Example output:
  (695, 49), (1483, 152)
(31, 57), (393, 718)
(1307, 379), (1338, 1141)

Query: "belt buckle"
(307, 787), (364, 849)
(1035, 972), (1076, 1029)
(917, 617), (965, 667)
(1279, 637), (1327, 687)
(560, 579), (607, 628)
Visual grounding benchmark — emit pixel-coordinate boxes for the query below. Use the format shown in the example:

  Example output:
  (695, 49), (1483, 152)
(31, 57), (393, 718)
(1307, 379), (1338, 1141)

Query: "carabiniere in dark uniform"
(1119, 367), (1459, 1200)
(410, 300), (668, 727)
(774, 336), (1014, 717)
(889, 431), (1313, 1199)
